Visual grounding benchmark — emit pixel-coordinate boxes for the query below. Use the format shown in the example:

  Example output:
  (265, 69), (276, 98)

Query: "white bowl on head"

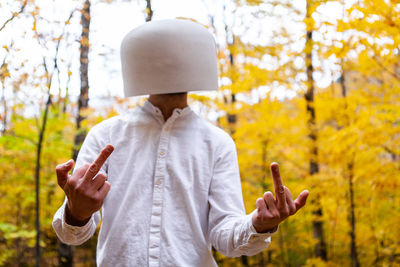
(120, 19), (218, 97)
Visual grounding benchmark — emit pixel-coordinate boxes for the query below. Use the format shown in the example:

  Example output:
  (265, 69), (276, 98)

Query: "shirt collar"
(142, 100), (192, 121)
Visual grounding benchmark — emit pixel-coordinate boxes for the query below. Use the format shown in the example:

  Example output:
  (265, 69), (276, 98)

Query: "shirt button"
(159, 150), (165, 156)
(156, 179), (162, 185)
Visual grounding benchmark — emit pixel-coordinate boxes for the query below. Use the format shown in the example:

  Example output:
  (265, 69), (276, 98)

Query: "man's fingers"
(256, 197), (267, 214)
(84, 144), (114, 181)
(270, 162), (286, 205)
(264, 191), (280, 219)
(256, 197), (274, 220)
(284, 186), (296, 215)
(294, 190), (309, 211)
(96, 181), (111, 201)
(91, 173), (107, 190)
(56, 159), (74, 188)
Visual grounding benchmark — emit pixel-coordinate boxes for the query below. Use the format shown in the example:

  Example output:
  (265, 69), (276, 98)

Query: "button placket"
(148, 118), (176, 266)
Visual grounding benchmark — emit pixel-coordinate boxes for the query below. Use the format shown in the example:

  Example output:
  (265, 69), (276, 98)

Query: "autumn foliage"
(0, 0), (399, 266)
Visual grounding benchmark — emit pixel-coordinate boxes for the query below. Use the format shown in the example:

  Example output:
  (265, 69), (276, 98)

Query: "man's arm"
(52, 126), (114, 246)
(208, 137), (309, 257)
(208, 137), (274, 257)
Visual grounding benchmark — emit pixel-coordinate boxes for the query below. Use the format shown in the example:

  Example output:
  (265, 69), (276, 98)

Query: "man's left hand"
(252, 162), (309, 233)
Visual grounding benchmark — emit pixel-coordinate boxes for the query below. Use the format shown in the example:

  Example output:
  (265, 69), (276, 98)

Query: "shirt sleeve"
(52, 198), (102, 246)
(52, 124), (109, 246)
(207, 136), (278, 257)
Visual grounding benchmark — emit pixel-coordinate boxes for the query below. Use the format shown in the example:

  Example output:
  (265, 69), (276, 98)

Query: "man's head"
(120, 19), (218, 97)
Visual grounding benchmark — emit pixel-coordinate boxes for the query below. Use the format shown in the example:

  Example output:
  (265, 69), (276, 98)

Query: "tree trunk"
(347, 162), (360, 267)
(59, 1), (91, 266)
(72, 0), (91, 161)
(0, 59), (7, 135)
(35, 91), (52, 267)
(305, 0), (327, 260)
(261, 139), (268, 190)
(223, 6), (237, 135)
(258, 140), (269, 266)
(62, 68), (71, 114)
(340, 64), (360, 267)
(0, 79), (6, 135)
(145, 0), (153, 22)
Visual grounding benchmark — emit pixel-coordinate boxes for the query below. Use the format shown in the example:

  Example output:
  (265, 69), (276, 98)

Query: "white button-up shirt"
(53, 100), (275, 266)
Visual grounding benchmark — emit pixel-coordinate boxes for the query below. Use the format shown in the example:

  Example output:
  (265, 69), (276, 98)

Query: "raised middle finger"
(270, 162), (287, 207)
(83, 144), (114, 182)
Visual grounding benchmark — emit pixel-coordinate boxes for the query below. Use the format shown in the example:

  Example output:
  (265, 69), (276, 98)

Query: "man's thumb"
(294, 190), (309, 211)
(56, 159), (74, 188)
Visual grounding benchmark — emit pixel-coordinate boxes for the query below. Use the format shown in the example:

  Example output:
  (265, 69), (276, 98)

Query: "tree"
(304, 0), (328, 260)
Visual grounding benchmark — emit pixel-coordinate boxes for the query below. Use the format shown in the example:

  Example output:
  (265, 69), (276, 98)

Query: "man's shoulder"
(191, 113), (234, 146)
(88, 113), (133, 136)
(89, 106), (145, 132)
(90, 115), (121, 130)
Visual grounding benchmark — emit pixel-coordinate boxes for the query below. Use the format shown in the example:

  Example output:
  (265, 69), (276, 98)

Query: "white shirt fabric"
(52, 100), (276, 267)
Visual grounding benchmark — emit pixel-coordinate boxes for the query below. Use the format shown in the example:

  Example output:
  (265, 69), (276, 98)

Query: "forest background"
(0, 0), (399, 266)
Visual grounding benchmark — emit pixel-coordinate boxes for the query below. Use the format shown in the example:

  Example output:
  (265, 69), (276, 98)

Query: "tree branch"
(373, 55), (400, 82)
(0, 0), (28, 32)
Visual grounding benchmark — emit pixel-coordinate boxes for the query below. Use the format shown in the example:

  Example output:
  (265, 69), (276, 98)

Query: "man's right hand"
(56, 144), (114, 226)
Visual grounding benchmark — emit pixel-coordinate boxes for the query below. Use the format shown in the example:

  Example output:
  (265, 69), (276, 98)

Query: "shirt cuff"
(60, 203), (93, 234)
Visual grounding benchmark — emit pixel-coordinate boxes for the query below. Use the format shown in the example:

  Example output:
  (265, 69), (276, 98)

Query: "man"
(53, 19), (309, 266)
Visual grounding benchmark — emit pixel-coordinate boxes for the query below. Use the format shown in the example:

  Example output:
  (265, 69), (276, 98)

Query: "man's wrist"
(65, 204), (91, 227)
(252, 224), (279, 234)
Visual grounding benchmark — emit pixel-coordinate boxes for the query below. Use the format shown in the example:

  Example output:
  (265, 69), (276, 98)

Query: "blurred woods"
(0, 0), (399, 266)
